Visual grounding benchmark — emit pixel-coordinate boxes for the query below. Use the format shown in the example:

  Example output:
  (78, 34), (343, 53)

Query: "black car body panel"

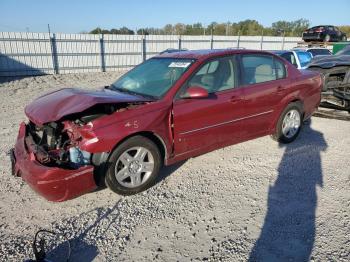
(308, 55), (350, 69)
(307, 53), (350, 111)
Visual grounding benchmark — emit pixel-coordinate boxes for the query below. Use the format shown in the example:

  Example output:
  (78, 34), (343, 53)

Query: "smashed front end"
(11, 120), (97, 202)
(308, 57), (350, 112)
(11, 87), (152, 201)
(321, 66), (350, 111)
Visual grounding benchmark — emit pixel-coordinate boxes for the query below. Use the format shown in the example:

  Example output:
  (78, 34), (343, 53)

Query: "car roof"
(310, 25), (332, 28)
(270, 50), (293, 55)
(155, 49), (275, 60)
(270, 50), (309, 54)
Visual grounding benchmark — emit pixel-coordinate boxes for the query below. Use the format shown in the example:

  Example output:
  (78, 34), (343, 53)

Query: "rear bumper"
(12, 122), (97, 202)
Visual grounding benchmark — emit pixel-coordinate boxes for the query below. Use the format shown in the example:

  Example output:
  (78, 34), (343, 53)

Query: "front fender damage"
(14, 101), (149, 201)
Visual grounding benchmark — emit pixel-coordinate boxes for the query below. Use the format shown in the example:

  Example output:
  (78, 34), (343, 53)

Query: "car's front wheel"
(105, 136), (162, 195)
(272, 102), (303, 144)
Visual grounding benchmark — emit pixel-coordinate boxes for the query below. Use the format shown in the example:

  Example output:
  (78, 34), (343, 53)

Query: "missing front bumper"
(12, 122), (97, 202)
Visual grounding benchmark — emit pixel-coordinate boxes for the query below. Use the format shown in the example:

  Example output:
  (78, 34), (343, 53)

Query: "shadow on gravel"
(46, 201), (122, 262)
(249, 120), (327, 261)
(44, 161), (186, 260)
(156, 160), (186, 184)
(93, 160), (186, 193)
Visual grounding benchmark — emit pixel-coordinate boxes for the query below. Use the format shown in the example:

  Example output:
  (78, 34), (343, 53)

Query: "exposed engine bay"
(26, 102), (143, 169)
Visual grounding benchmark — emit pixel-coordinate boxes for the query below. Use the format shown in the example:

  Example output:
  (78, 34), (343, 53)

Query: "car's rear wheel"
(324, 34), (331, 42)
(272, 102), (303, 144)
(105, 136), (162, 195)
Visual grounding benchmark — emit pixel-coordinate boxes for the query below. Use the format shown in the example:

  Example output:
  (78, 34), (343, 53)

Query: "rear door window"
(241, 55), (284, 85)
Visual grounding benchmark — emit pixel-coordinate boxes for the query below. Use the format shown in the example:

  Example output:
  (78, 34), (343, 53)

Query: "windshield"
(308, 49), (331, 56)
(296, 51), (312, 68)
(111, 58), (194, 99)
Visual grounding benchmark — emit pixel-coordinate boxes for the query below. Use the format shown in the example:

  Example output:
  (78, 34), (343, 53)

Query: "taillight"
(314, 29), (324, 33)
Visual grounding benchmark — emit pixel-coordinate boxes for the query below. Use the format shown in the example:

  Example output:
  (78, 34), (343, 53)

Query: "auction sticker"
(168, 62), (191, 68)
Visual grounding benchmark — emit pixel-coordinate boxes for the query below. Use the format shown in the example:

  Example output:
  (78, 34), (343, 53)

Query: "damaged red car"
(11, 49), (322, 201)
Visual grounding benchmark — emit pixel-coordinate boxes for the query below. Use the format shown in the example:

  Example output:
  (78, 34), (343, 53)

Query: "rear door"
(238, 54), (290, 139)
(172, 55), (246, 157)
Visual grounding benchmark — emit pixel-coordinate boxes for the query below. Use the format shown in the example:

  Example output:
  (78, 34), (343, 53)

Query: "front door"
(172, 56), (246, 159)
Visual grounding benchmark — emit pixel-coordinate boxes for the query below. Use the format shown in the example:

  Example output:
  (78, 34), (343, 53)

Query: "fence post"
(141, 36), (146, 61)
(281, 32), (285, 50)
(260, 31), (264, 50)
(49, 33), (59, 74)
(237, 31), (241, 48)
(178, 35), (182, 50)
(99, 34), (106, 72)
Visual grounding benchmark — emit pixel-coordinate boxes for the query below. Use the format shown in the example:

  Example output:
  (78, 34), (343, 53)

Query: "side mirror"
(182, 86), (209, 99)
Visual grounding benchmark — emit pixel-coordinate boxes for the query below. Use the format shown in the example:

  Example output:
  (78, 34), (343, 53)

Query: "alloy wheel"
(281, 109), (301, 139)
(114, 146), (155, 188)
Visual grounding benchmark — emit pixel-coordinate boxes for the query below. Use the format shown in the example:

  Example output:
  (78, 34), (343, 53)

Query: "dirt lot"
(0, 73), (349, 261)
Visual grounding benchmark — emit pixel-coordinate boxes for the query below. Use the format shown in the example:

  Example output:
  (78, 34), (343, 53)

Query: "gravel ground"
(0, 73), (349, 261)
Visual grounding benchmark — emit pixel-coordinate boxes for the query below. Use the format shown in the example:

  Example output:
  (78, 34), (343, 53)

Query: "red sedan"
(11, 49), (322, 201)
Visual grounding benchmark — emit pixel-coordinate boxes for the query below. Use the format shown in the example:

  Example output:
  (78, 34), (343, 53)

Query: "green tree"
(90, 27), (103, 34)
(119, 27), (134, 35)
(88, 18), (345, 37)
(174, 23), (186, 35)
(338, 25), (350, 37)
(291, 18), (310, 36)
(236, 20), (264, 36)
(137, 28), (149, 35)
(271, 19), (310, 36)
(163, 24), (174, 34)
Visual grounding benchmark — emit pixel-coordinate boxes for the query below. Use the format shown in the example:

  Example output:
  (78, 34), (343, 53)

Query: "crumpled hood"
(25, 87), (149, 125)
(308, 55), (350, 69)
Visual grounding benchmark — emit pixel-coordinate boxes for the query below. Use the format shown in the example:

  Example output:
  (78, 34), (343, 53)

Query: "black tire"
(272, 102), (303, 144)
(105, 136), (162, 195)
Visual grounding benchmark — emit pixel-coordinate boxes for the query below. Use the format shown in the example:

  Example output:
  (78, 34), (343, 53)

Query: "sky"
(0, 0), (349, 33)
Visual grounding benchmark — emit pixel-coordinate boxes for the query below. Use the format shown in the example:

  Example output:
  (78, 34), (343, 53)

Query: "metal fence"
(0, 32), (302, 77)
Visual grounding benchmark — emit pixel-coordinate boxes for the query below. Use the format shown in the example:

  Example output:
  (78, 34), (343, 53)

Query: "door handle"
(230, 96), (242, 103)
(277, 86), (286, 94)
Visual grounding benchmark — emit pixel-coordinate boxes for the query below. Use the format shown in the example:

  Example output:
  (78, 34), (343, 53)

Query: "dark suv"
(302, 25), (347, 42)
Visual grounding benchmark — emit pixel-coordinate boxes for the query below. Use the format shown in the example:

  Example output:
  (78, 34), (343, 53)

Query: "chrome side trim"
(180, 110), (274, 135)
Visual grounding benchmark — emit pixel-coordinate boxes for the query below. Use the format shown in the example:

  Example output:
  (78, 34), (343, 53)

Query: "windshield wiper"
(109, 85), (157, 100)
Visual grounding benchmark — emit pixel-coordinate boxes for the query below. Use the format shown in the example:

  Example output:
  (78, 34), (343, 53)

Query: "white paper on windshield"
(168, 62), (191, 68)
